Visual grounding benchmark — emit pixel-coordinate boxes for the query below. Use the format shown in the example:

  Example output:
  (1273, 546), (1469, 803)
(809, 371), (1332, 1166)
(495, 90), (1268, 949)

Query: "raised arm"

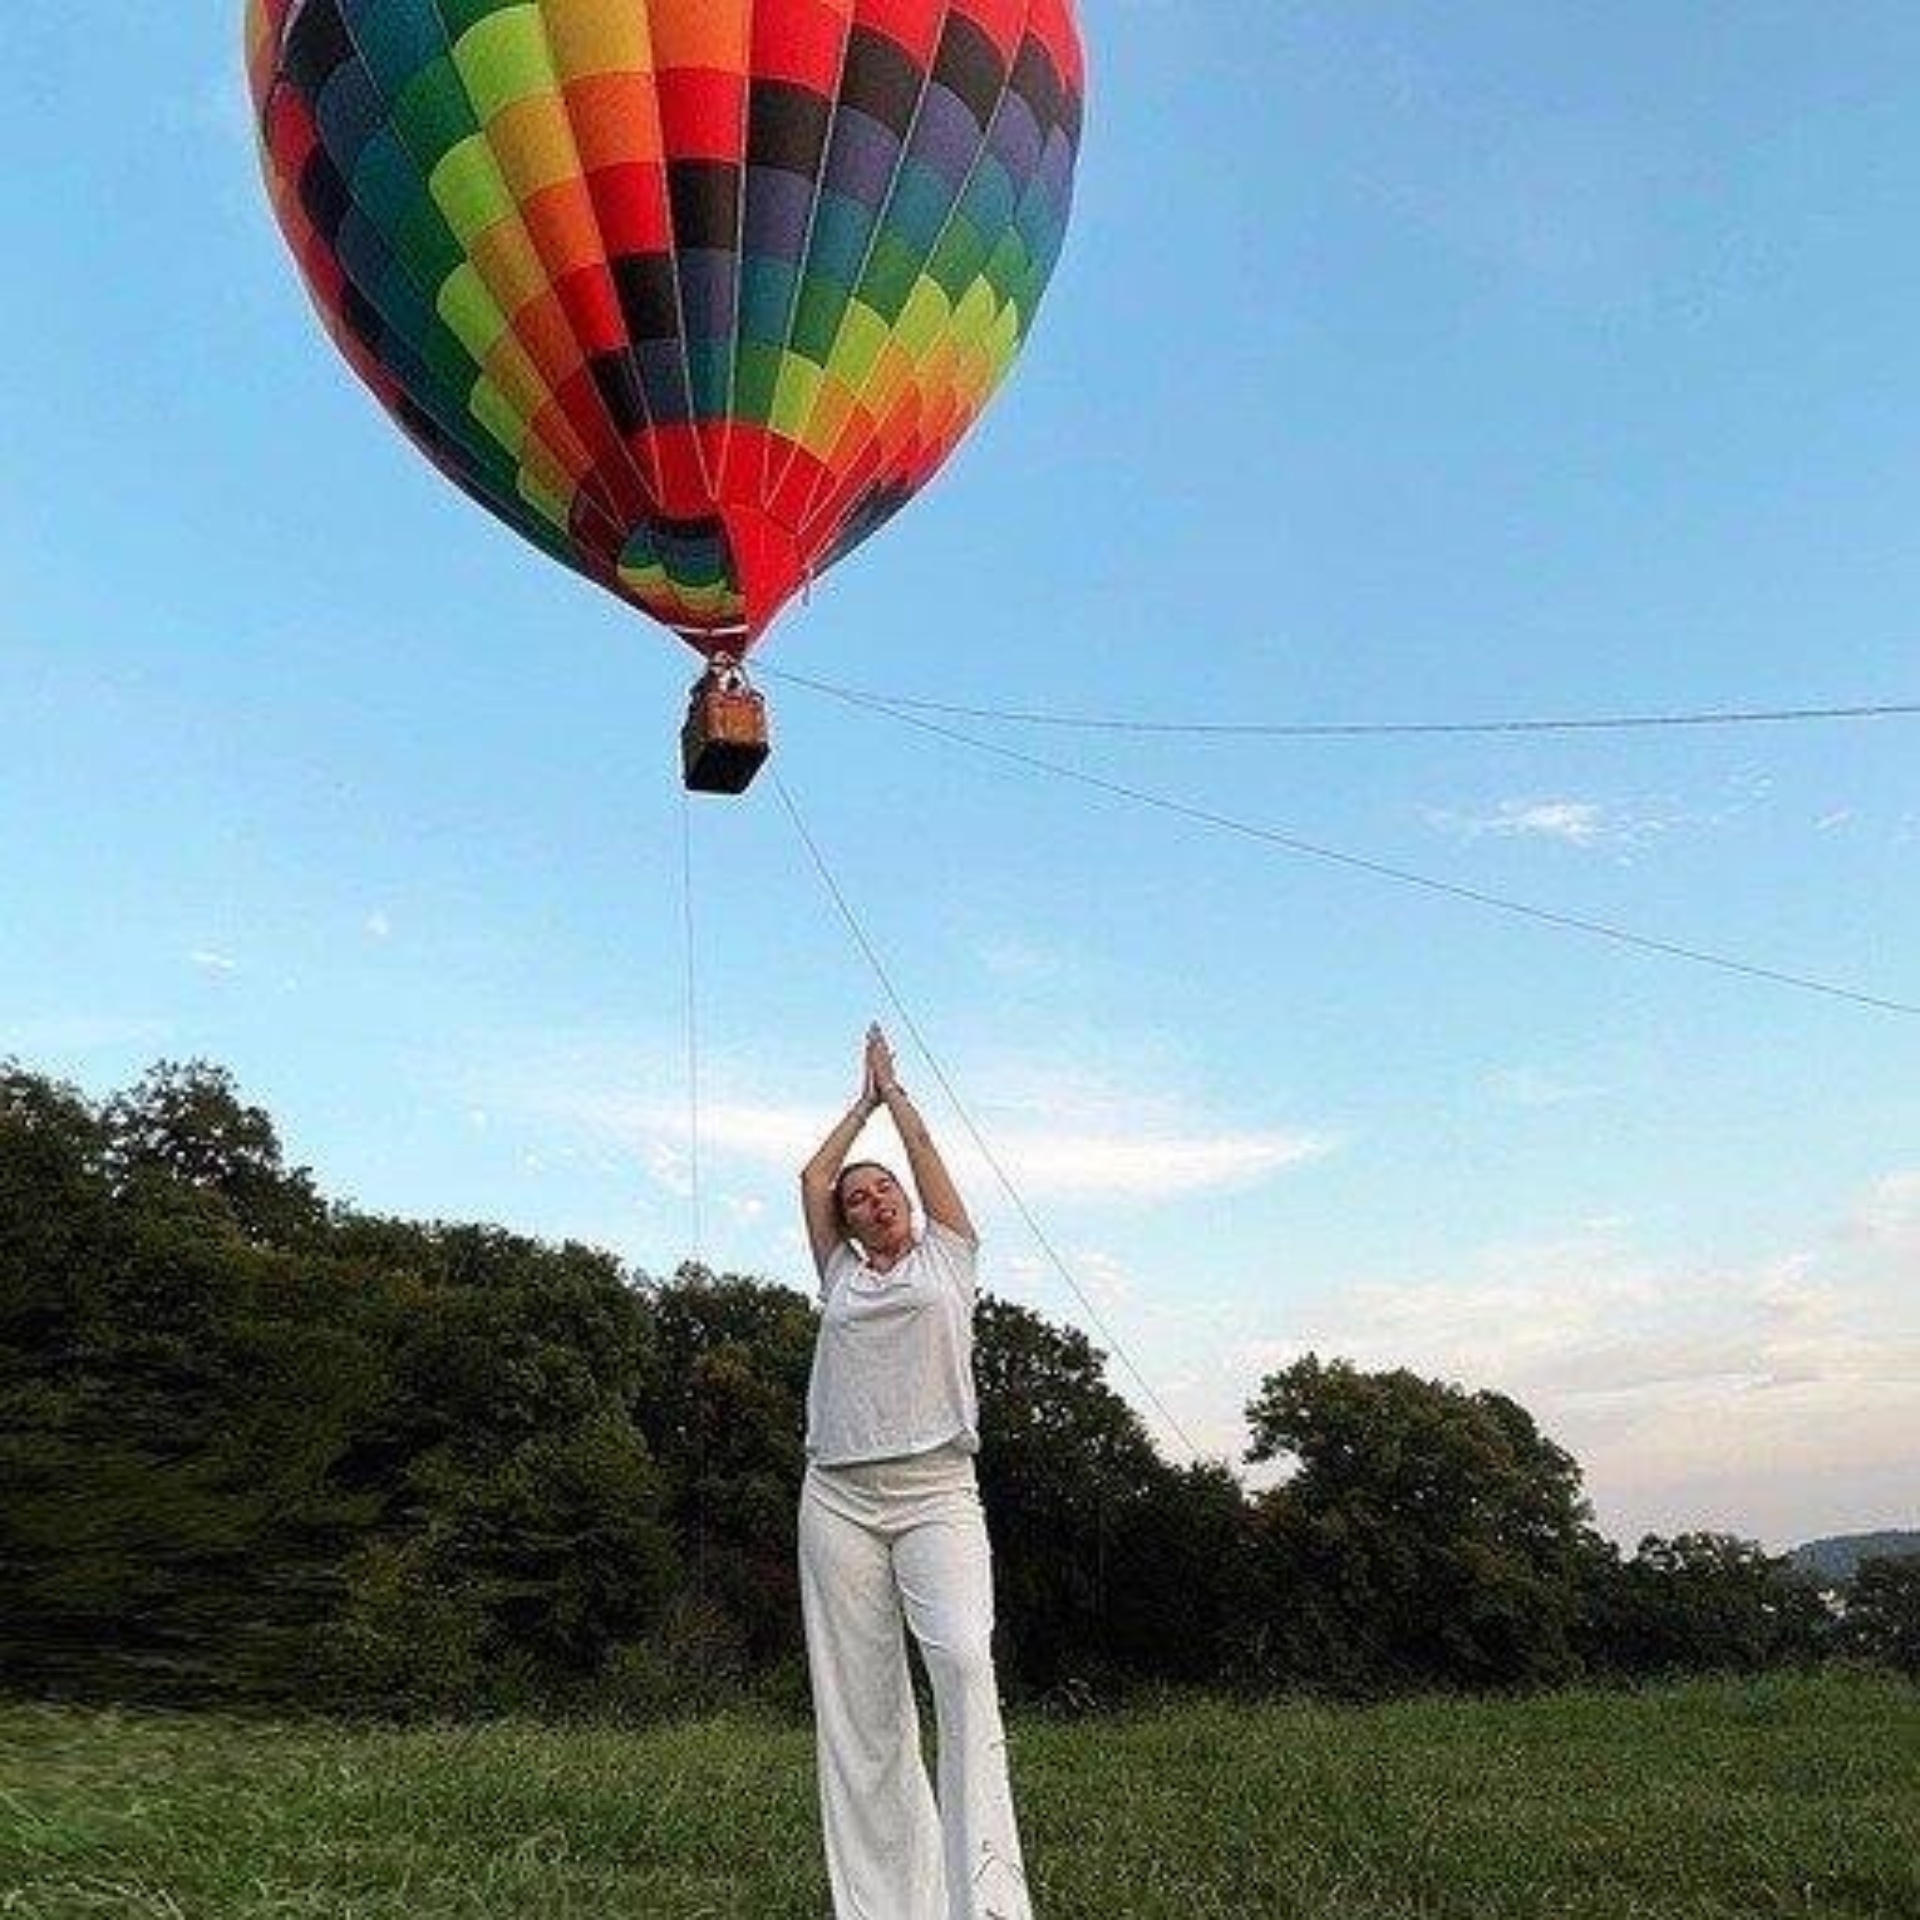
(868, 1026), (976, 1245)
(800, 1057), (879, 1277)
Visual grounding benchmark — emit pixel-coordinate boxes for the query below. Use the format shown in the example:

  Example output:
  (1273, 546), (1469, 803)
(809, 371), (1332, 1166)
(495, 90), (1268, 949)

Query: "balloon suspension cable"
(769, 768), (1208, 1464)
(680, 785), (705, 1269)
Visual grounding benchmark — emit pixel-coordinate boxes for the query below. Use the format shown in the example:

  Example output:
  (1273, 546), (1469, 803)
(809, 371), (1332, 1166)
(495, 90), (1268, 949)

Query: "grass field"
(2, 1669), (1914, 1918)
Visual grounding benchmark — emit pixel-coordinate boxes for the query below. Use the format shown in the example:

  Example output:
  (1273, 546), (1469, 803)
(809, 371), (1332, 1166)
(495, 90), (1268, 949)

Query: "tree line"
(2, 1060), (1914, 1720)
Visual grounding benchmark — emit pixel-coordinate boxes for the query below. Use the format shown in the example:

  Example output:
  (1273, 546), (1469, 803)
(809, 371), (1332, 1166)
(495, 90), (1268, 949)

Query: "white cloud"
(1224, 1190), (1920, 1549)
(1004, 1245), (1135, 1314)
(990, 1126), (1329, 1198)
(365, 911), (393, 941)
(641, 1137), (695, 1200)
(188, 950), (239, 975)
(1495, 800), (1608, 844)
(453, 1041), (1909, 1549)
(1426, 770), (1773, 858)
(558, 1089), (1329, 1205)
(1851, 1172), (1920, 1257)
(494, 1039), (1337, 1211)
(1485, 1065), (1610, 1108)
(1427, 798), (1652, 848)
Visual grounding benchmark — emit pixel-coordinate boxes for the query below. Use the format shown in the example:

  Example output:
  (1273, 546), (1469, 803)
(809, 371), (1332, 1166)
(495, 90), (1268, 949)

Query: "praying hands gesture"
(802, 1023), (976, 1273)
(860, 1022), (901, 1112)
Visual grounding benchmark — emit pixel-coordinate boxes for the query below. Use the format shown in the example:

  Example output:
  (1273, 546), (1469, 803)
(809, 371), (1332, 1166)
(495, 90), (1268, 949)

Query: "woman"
(797, 1024), (1034, 1920)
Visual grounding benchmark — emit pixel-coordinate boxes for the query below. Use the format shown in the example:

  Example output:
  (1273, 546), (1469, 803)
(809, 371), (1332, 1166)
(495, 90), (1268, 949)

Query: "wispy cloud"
(1013, 1245), (1136, 1313)
(1226, 1186), (1920, 1548)
(1426, 767), (1780, 862)
(996, 1244), (1255, 1462)
(188, 949), (240, 975)
(482, 1041), (1336, 1209)
(1850, 1171), (1920, 1257)
(990, 1127), (1329, 1198)
(452, 1035), (1909, 1547)
(641, 1136), (696, 1200)
(562, 1091), (1330, 1205)
(1425, 797), (1663, 849)
(1466, 799), (1610, 845)
(365, 910), (393, 941)
(1485, 1066), (1611, 1109)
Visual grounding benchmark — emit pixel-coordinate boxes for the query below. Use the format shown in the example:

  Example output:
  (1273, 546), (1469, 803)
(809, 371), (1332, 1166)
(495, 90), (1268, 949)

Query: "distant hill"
(1787, 1531), (1920, 1583)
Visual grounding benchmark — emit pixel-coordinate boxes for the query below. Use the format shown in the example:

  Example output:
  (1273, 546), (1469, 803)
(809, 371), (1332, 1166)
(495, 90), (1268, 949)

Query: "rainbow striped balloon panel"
(246, 0), (1084, 652)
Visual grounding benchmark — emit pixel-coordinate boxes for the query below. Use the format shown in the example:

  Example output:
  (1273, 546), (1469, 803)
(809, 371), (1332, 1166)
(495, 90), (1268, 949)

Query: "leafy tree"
(972, 1297), (1163, 1695)
(632, 1266), (818, 1664)
(0, 1088), (385, 1705)
(1, 1062), (676, 1712)
(1104, 1457), (1252, 1687)
(1841, 1553), (1920, 1678)
(104, 1061), (322, 1247)
(1241, 1354), (1597, 1694)
(0, 1063), (117, 1346)
(318, 1228), (675, 1704)
(10, 1053), (1890, 1718)
(1588, 1531), (1831, 1679)
(425, 1414), (677, 1668)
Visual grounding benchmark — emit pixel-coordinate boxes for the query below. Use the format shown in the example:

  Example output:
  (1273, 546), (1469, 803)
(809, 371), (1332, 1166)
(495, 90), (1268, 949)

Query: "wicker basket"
(681, 665), (771, 794)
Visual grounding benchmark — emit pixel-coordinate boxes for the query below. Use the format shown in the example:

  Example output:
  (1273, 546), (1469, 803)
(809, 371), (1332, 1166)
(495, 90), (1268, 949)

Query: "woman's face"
(837, 1164), (913, 1259)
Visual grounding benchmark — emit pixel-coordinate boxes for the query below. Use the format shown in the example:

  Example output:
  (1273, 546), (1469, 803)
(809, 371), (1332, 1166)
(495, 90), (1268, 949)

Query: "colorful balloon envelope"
(246, 0), (1084, 662)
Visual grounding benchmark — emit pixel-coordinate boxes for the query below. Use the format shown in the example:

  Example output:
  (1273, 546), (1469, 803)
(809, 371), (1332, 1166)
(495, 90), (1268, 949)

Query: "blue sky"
(4, 2), (1917, 1549)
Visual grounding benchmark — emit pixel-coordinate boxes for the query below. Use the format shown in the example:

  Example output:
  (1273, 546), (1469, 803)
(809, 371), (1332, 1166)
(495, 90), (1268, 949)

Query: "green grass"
(2, 1670), (1914, 1917)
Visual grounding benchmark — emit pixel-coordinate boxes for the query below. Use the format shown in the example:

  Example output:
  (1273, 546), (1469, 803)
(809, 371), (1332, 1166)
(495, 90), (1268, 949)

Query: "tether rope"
(770, 767), (1209, 1462)
(773, 677), (1919, 1020)
(763, 663), (1920, 740)
(680, 786), (705, 1268)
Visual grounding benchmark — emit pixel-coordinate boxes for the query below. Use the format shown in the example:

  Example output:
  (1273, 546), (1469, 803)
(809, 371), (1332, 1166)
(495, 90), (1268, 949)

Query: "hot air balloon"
(246, 0), (1084, 791)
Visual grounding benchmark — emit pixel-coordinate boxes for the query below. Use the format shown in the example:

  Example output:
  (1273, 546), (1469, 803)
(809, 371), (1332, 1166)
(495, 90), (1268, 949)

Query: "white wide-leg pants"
(798, 1441), (1034, 1920)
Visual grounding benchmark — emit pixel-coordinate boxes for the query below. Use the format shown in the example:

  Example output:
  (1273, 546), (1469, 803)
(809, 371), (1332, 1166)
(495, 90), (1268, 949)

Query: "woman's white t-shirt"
(804, 1217), (982, 1467)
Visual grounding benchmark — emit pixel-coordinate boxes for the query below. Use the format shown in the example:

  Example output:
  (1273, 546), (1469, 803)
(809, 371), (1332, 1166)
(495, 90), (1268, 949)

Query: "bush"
(598, 1592), (753, 1724)
(317, 1537), (489, 1715)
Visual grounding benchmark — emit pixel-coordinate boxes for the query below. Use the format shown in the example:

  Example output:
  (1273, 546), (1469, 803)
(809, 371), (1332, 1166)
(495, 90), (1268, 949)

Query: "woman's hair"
(833, 1159), (900, 1237)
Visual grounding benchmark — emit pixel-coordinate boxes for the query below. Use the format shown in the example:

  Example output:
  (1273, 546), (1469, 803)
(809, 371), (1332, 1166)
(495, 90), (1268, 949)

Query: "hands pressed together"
(801, 1019), (973, 1262)
(858, 1022), (903, 1115)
